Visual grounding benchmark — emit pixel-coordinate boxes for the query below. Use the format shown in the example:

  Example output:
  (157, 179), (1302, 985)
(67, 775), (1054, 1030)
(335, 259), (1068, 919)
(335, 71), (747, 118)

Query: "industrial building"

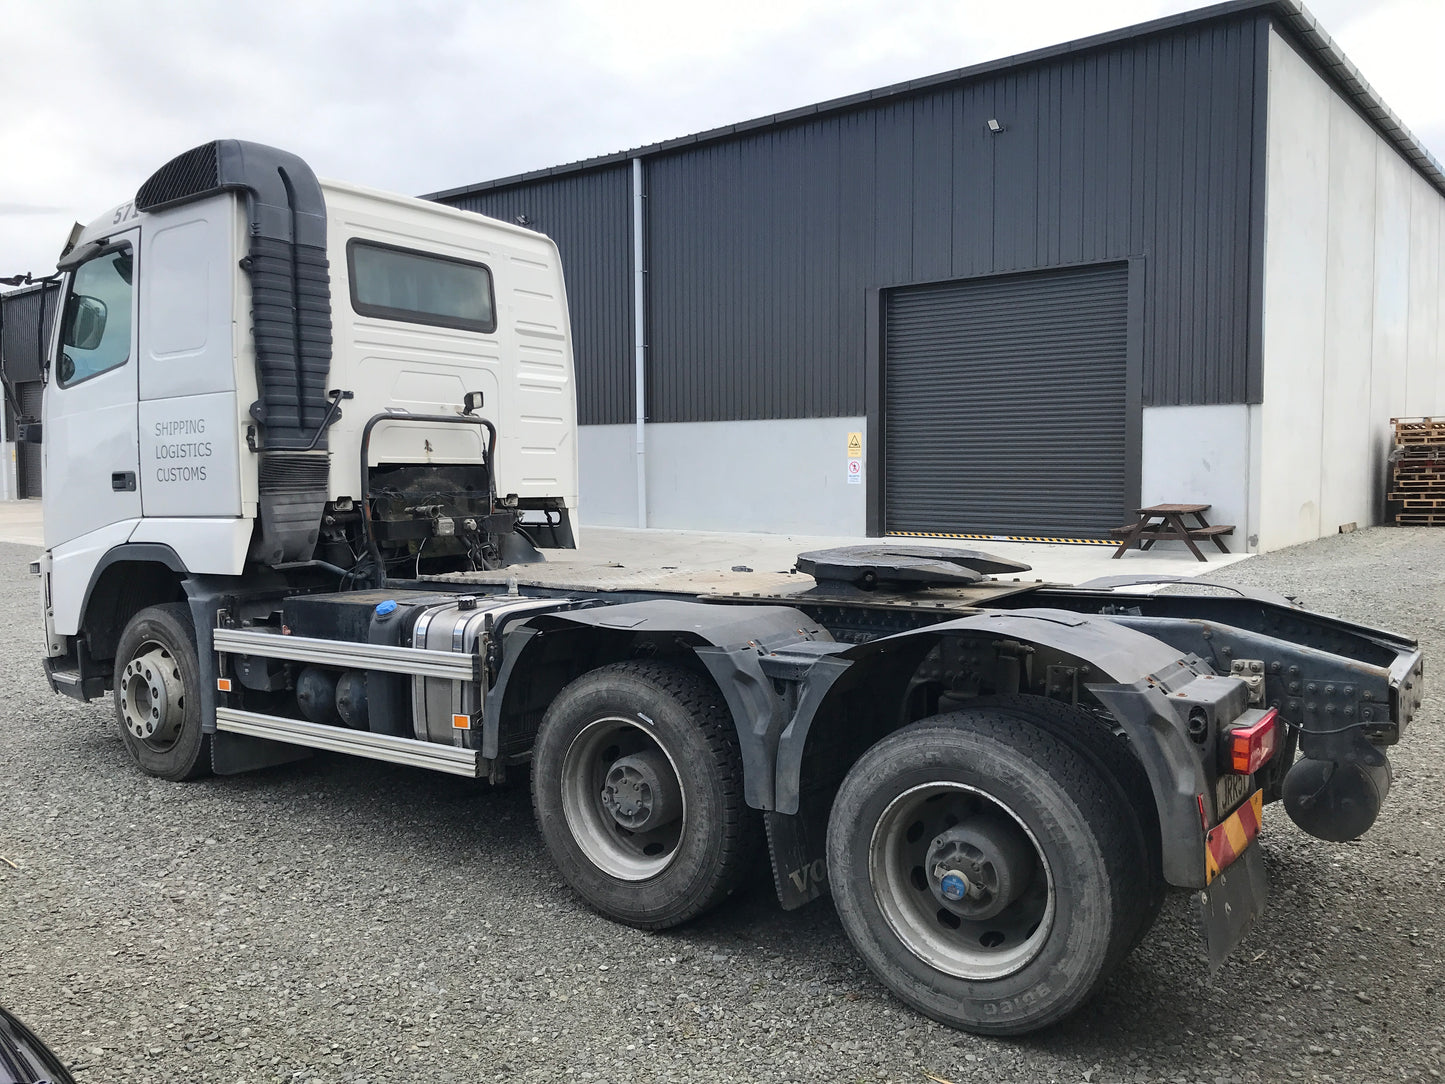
(0, 282), (54, 499)
(428, 0), (1445, 552)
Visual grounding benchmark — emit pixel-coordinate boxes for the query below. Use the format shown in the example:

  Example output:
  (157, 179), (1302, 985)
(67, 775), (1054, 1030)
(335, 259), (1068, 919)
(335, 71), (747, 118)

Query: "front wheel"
(531, 661), (757, 929)
(113, 603), (211, 781)
(826, 711), (1147, 1035)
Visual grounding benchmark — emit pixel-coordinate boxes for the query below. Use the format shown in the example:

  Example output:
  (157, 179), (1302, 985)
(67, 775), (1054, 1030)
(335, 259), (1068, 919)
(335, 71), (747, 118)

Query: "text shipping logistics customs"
(153, 417), (213, 482)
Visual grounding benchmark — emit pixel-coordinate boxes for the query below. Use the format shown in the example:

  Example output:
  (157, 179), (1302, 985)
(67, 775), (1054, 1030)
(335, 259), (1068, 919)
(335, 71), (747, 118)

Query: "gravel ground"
(1, 528), (1442, 1084)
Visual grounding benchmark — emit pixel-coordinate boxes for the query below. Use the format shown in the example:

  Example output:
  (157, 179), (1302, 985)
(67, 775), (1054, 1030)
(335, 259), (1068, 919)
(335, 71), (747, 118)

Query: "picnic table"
(1111, 503), (1233, 562)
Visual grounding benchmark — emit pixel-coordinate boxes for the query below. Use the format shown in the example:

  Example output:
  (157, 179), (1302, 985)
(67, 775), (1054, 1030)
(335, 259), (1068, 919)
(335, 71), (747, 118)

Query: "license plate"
(1214, 770), (1253, 818)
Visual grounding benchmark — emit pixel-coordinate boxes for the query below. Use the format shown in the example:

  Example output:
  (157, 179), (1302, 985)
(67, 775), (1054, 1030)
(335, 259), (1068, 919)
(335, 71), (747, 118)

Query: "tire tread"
(531, 660), (758, 929)
(113, 602), (211, 782)
(970, 694), (1165, 950)
(827, 710), (1148, 1035)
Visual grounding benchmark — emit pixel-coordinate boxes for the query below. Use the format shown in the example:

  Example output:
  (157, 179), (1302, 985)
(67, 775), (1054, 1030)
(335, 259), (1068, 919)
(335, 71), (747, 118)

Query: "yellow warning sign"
(847, 432), (863, 458)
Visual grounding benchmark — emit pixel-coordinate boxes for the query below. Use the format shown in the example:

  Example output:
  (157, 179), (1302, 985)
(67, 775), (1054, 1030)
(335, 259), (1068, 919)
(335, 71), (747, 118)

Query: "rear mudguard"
(490, 598), (834, 778)
(511, 601), (1250, 893)
(770, 609), (1251, 890)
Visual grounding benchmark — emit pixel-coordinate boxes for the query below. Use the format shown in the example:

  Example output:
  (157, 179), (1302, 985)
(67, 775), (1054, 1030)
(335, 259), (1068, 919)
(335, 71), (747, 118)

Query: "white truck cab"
(38, 140), (578, 683)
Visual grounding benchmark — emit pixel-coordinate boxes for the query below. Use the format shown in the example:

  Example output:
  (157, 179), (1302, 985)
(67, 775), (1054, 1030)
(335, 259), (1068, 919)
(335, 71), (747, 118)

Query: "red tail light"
(1228, 708), (1280, 774)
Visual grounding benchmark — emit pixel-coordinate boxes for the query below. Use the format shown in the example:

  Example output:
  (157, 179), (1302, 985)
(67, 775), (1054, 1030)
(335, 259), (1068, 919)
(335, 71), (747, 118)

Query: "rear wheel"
(826, 711), (1148, 1035)
(531, 661), (757, 929)
(113, 603), (210, 781)
(969, 694), (1164, 949)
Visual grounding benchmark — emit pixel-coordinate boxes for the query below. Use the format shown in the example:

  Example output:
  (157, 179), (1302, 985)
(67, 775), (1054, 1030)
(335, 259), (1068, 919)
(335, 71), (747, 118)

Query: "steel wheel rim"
(869, 781), (1055, 981)
(560, 716), (688, 881)
(120, 640), (186, 750)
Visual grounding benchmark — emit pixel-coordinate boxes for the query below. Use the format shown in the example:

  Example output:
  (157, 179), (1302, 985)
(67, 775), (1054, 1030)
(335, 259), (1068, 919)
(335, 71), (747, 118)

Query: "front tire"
(826, 711), (1147, 1035)
(531, 661), (758, 929)
(113, 603), (211, 781)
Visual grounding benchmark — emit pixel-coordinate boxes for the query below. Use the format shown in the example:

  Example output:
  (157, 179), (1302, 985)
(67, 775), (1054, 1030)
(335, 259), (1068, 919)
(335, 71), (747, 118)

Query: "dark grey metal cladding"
(435, 15), (1264, 425)
(0, 285), (55, 497)
(645, 16), (1261, 421)
(884, 262), (1130, 537)
(0, 284), (58, 384)
(17, 382), (42, 497)
(439, 166), (634, 425)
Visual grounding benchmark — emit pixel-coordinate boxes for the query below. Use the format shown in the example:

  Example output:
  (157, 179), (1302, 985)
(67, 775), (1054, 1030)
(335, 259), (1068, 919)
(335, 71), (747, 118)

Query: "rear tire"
(969, 694), (1165, 950)
(531, 661), (758, 929)
(113, 603), (211, 781)
(826, 711), (1148, 1035)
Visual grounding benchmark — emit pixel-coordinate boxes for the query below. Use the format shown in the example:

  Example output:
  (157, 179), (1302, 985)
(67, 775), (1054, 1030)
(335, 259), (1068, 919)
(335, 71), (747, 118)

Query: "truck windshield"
(58, 246), (133, 387)
(347, 240), (495, 333)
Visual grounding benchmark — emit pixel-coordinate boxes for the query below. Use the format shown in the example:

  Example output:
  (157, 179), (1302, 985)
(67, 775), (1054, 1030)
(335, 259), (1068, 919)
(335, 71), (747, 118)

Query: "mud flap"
(765, 788), (834, 910)
(1198, 842), (1269, 972)
(211, 730), (312, 775)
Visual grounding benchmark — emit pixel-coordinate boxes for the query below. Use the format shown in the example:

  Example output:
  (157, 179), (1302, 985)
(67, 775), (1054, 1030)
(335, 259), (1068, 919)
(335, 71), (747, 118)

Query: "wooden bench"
(1111, 504), (1234, 562)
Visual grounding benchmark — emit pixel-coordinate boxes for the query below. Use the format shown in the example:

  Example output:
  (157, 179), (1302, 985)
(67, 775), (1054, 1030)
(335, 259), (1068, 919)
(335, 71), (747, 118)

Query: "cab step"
(213, 708), (481, 777)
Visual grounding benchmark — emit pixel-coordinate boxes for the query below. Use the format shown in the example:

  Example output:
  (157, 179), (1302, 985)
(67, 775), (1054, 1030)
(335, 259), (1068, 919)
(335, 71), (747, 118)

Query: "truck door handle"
(111, 472), (137, 492)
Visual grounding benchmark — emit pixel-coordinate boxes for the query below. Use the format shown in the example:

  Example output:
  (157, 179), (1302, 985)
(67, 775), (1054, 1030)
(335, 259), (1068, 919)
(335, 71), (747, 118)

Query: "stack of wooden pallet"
(1388, 417), (1445, 526)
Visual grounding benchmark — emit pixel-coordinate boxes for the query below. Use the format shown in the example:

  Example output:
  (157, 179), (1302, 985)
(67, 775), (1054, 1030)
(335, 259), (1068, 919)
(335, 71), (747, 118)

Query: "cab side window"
(58, 247), (133, 387)
(348, 240), (496, 333)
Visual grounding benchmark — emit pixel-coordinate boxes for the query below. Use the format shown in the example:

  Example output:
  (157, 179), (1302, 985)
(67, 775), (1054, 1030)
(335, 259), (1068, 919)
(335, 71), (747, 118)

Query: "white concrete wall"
(1258, 28), (1445, 550)
(578, 424), (639, 528)
(577, 417), (868, 535)
(1141, 405), (1254, 548)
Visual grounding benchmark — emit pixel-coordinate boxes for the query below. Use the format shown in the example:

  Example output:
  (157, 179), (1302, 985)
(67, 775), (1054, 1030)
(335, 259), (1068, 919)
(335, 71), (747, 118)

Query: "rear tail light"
(1227, 707), (1280, 774)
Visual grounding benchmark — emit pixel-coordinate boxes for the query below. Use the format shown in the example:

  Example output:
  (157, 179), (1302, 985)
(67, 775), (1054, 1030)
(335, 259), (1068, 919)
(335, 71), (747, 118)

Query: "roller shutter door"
(884, 263), (1129, 539)
(17, 382), (43, 499)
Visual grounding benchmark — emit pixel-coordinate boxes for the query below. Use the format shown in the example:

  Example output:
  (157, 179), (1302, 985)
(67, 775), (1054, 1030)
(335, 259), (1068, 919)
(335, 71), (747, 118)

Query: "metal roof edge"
(1268, 0), (1445, 196)
(424, 0), (1445, 203)
(0, 281), (57, 302)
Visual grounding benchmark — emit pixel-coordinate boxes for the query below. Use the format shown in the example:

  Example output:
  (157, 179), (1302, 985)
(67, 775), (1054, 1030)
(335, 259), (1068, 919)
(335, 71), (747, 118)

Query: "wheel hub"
(120, 646), (185, 746)
(560, 715), (690, 882)
(870, 781), (1055, 982)
(601, 749), (683, 831)
(924, 813), (1035, 921)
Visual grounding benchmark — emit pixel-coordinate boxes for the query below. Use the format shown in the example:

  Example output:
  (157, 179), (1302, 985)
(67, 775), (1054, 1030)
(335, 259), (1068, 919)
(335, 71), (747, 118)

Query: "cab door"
(42, 230), (142, 550)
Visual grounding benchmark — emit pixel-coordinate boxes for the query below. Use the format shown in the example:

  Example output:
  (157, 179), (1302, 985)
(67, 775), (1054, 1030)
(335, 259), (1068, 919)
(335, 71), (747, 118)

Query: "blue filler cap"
(375, 599), (397, 616)
(940, 874), (968, 902)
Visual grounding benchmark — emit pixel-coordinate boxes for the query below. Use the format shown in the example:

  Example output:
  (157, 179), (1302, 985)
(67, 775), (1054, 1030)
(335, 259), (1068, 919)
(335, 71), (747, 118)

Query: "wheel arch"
(775, 609), (1243, 888)
(79, 544), (190, 666)
(487, 599), (830, 800)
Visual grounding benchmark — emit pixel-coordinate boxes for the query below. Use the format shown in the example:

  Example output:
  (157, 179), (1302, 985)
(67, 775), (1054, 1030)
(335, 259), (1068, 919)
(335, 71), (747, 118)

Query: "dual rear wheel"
(530, 661), (759, 930)
(826, 709), (1156, 1034)
(533, 667), (1157, 1035)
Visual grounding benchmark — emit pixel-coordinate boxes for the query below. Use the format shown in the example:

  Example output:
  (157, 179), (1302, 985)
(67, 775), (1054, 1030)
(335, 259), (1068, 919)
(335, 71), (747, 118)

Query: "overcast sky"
(2, 0), (1442, 278)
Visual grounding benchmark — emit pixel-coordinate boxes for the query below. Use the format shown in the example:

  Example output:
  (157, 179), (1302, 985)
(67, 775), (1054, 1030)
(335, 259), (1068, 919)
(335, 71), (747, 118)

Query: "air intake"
(138, 139), (337, 563)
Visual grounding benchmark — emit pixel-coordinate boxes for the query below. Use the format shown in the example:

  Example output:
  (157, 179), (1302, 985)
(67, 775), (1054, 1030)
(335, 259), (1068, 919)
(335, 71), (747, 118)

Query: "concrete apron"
(0, 501), (45, 548)
(571, 525), (1250, 585)
(0, 503), (1251, 585)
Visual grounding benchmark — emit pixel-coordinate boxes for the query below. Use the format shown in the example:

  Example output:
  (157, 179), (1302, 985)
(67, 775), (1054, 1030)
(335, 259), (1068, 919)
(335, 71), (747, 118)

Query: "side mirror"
(63, 294), (107, 350)
(463, 391), (485, 415)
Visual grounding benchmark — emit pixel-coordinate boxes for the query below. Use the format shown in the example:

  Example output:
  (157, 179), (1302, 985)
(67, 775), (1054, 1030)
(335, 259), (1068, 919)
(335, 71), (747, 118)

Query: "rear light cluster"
(1226, 707), (1280, 774)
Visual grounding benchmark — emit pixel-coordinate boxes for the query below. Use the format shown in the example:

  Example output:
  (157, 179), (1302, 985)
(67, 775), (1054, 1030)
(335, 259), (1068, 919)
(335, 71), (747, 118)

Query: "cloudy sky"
(2, 0), (1442, 277)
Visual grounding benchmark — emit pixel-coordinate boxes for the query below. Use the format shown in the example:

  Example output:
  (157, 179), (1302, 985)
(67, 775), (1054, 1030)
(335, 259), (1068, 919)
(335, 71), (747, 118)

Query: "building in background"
(428, 0), (1445, 552)
(0, 282), (57, 500)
